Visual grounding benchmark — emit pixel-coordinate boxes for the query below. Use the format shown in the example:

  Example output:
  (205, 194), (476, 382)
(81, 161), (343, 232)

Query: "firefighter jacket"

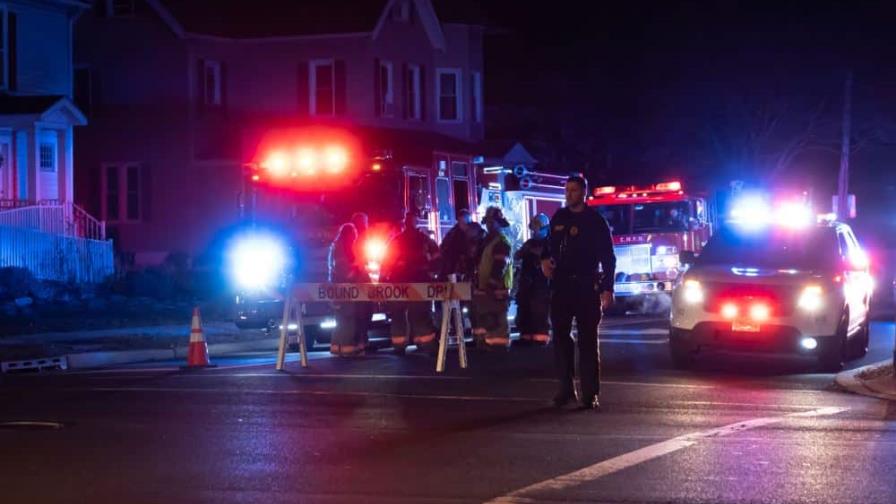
(440, 222), (485, 279)
(382, 228), (441, 282)
(514, 237), (549, 295)
(476, 231), (513, 295)
(328, 241), (364, 283)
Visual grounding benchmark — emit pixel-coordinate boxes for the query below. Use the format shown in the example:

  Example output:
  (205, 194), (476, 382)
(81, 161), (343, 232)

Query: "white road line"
(600, 328), (668, 335)
(600, 338), (668, 344)
(525, 378), (714, 389)
(484, 406), (849, 503)
(165, 373), (472, 380)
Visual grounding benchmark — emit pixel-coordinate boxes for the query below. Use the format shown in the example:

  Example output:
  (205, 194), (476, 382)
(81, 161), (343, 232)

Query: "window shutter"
(8, 12), (17, 92)
(419, 65), (426, 121)
(373, 58), (381, 117)
(141, 165), (152, 222)
(400, 63), (408, 120)
(470, 74), (476, 123)
(296, 61), (309, 116)
(195, 58), (205, 115)
(220, 62), (228, 113)
(334, 60), (346, 115)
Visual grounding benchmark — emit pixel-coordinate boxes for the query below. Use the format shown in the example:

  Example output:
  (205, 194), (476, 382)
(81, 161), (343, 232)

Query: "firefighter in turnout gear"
(542, 175), (616, 411)
(382, 211), (440, 354)
(514, 213), (551, 345)
(472, 206), (513, 350)
(440, 208), (485, 281)
(327, 223), (366, 357)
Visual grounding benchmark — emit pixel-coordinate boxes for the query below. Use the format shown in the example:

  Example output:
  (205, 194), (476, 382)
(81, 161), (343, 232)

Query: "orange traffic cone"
(182, 307), (216, 369)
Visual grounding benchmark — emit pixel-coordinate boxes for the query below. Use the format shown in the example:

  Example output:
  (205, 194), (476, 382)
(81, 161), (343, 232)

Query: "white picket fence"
(0, 201), (113, 283)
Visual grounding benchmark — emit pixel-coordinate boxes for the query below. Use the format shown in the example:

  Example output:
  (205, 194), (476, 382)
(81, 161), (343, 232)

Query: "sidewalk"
(0, 321), (279, 370)
(835, 360), (896, 401)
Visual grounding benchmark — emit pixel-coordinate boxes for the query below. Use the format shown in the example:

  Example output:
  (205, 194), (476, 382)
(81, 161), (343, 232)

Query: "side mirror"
(679, 250), (696, 266)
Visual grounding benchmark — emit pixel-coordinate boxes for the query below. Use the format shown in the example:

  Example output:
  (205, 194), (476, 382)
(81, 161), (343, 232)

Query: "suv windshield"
(698, 226), (840, 271)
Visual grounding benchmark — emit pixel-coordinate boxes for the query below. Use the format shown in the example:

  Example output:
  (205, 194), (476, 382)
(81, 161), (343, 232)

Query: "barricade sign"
(292, 282), (471, 302)
(275, 280), (472, 373)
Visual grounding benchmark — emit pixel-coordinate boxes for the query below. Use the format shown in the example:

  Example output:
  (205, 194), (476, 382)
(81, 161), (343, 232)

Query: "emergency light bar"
(591, 181), (684, 199)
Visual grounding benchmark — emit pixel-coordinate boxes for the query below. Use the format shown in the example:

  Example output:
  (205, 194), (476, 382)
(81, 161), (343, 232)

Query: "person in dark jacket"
(440, 208), (485, 281)
(514, 213), (551, 345)
(382, 212), (441, 354)
(541, 175), (616, 410)
(328, 223), (365, 357)
(472, 206), (513, 350)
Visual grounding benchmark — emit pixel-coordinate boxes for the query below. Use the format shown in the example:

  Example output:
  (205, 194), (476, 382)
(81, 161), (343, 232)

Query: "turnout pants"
(390, 302), (436, 349)
(550, 279), (601, 401)
(472, 290), (510, 347)
(516, 285), (551, 343)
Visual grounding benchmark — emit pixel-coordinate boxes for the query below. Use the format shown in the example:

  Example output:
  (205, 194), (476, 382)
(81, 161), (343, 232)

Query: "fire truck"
(229, 126), (478, 348)
(586, 181), (715, 307)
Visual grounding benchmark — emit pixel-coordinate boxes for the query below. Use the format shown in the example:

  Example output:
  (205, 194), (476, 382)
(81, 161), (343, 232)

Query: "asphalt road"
(2, 316), (895, 503)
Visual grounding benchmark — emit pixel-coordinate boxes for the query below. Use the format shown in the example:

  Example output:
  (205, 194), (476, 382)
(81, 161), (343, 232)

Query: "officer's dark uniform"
(542, 206), (615, 406)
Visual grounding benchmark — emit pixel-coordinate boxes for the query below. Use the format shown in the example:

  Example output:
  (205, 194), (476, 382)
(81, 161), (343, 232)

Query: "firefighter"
(440, 209), (485, 281)
(514, 213), (551, 345)
(350, 212), (373, 351)
(472, 206), (513, 350)
(327, 223), (365, 357)
(541, 175), (616, 410)
(382, 211), (440, 355)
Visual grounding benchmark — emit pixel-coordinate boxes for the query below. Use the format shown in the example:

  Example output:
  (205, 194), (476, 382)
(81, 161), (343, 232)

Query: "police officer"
(514, 213), (551, 345)
(381, 211), (441, 355)
(472, 206), (513, 350)
(542, 175), (616, 410)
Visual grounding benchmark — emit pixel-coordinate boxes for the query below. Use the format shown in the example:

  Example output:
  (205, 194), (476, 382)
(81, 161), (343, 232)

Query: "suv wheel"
(819, 312), (848, 372)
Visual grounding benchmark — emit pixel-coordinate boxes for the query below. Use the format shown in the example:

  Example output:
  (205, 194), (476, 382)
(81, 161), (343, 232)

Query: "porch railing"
(0, 200), (106, 241)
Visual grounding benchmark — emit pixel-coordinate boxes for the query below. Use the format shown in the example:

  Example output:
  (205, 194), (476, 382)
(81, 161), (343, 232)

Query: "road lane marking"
(526, 378), (714, 389)
(166, 373), (473, 380)
(600, 338), (668, 344)
(484, 406), (849, 503)
(600, 328), (668, 335)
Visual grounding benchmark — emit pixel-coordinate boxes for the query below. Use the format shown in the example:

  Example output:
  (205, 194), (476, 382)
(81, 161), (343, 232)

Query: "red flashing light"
(251, 174), (261, 182)
(594, 186), (616, 196)
(324, 145), (348, 173)
(371, 162), (383, 172)
(749, 303), (771, 322)
(721, 302), (739, 319)
(656, 181), (682, 192)
(364, 237), (388, 263)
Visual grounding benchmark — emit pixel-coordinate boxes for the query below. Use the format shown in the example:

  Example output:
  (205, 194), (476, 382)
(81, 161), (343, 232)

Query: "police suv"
(670, 210), (872, 371)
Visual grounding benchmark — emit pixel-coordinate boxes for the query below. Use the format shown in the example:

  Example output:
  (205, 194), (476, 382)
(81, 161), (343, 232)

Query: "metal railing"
(0, 226), (114, 283)
(0, 200), (106, 241)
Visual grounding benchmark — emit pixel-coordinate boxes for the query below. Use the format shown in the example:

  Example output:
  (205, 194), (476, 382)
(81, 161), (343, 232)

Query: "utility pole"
(837, 71), (853, 219)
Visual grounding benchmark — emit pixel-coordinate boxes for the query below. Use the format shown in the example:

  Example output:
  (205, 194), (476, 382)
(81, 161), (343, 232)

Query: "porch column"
(62, 127), (73, 203)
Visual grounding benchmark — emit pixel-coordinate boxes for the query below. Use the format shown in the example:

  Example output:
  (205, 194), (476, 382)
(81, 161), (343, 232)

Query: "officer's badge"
(570, 226), (579, 236)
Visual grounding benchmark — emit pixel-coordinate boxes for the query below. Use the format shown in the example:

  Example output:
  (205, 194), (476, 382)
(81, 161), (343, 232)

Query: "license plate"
(732, 320), (760, 332)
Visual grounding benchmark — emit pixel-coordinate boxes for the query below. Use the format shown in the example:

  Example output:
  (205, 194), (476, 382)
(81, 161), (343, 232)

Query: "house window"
(378, 61), (394, 117)
(405, 64), (421, 120)
(39, 142), (56, 172)
(102, 164), (142, 222)
(203, 60), (222, 107)
(472, 72), (483, 123)
(107, 0), (135, 17)
(0, 7), (10, 91)
(436, 69), (461, 122)
(311, 60), (335, 116)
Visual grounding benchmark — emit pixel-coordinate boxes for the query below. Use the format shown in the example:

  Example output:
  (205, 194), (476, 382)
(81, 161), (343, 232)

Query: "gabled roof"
(0, 95), (87, 125)
(156, 0), (387, 39)
(149, 0), (484, 40)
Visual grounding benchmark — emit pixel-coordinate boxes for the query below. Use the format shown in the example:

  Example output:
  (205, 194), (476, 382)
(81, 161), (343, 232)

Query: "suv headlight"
(682, 279), (704, 304)
(797, 285), (823, 312)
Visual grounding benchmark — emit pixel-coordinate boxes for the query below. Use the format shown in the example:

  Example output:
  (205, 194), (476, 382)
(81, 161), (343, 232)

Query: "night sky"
(480, 1), (896, 191)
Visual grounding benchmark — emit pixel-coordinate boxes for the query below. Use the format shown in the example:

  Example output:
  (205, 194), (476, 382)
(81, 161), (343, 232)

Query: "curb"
(834, 360), (896, 401)
(63, 337), (281, 370)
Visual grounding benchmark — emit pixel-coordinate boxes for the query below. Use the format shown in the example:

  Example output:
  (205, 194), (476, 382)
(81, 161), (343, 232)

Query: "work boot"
(578, 396), (601, 411)
(552, 391), (575, 409)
